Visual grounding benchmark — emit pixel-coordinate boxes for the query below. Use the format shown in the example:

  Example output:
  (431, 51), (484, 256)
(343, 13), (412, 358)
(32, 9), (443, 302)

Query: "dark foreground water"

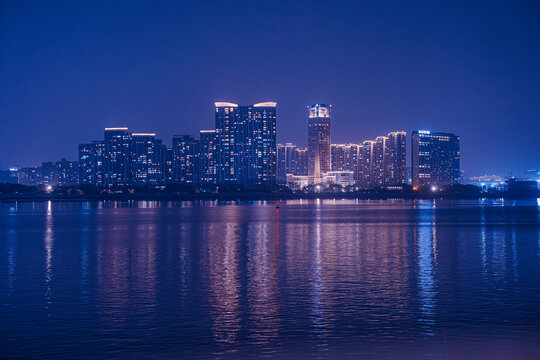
(1, 199), (540, 359)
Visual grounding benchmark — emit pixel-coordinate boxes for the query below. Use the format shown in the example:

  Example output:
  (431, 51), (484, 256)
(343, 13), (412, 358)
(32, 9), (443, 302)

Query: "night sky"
(1, 0), (539, 177)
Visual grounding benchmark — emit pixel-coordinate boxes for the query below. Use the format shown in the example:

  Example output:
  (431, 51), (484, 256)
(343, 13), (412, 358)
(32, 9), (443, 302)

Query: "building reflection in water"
(96, 206), (158, 330)
(246, 218), (280, 350)
(79, 204), (91, 303)
(480, 204), (488, 276)
(203, 206), (242, 353)
(7, 228), (16, 294)
(310, 212), (327, 353)
(512, 230), (518, 282)
(96, 212), (129, 328)
(44, 201), (53, 311)
(415, 201), (437, 336)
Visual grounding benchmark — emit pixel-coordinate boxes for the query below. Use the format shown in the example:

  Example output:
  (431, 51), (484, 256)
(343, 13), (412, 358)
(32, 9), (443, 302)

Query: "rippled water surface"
(1, 199), (540, 359)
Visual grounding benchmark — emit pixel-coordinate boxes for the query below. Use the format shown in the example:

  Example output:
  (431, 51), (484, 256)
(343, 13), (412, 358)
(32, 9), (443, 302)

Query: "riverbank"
(0, 192), (536, 202)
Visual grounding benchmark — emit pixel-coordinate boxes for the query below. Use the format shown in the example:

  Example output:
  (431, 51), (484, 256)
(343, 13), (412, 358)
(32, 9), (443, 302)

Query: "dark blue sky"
(1, 0), (539, 177)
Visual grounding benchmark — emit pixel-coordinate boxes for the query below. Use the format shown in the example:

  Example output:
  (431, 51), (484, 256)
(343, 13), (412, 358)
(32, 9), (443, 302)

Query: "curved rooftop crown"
(308, 104), (331, 118)
(214, 102), (238, 108)
(253, 102), (277, 107)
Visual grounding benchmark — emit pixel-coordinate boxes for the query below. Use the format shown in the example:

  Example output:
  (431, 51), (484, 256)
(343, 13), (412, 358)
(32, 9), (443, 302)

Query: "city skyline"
(1, 1), (539, 177)
(2, 99), (534, 182)
(1, 98), (537, 179)
(3, 100), (464, 190)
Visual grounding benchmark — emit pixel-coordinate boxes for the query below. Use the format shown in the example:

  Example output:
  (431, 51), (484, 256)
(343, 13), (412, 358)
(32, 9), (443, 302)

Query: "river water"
(1, 199), (539, 359)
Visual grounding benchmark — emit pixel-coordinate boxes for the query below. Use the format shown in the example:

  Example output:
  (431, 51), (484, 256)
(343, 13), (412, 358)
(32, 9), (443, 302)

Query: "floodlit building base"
(286, 171), (354, 190)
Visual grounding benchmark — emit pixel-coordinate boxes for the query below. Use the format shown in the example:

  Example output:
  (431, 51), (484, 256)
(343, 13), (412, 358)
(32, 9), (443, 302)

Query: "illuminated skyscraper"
(132, 133), (163, 185)
(358, 140), (374, 189)
(214, 102), (277, 187)
(277, 143), (309, 183)
(371, 136), (387, 187)
(104, 127), (132, 187)
(172, 135), (200, 183)
(79, 141), (104, 186)
(18, 167), (41, 186)
(80, 128), (166, 187)
(41, 161), (58, 185)
(294, 147), (309, 176)
(56, 158), (79, 186)
(385, 131), (407, 185)
(0, 168), (19, 184)
(199, 130), (216, 184)
(356, 131), (407, 189)
(277, 143), (297, 184)
(162, 145), (173, 184)
(411, 130), (460, 188)
(307, 104), (331, 179)
(331, 143), (361, 181)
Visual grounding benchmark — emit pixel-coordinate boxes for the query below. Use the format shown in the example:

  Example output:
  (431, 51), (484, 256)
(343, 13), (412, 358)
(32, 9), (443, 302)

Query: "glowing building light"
(214, 102), (238, 108)
(253, 102), (277, 107)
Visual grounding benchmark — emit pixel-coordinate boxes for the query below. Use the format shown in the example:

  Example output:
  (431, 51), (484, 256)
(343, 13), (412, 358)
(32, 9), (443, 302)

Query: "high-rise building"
(132, 133), (163, 185)
(331, 143), (361, 181)
(277, 143), (298, 184)
(358, 140), (374, 189)
(214, 102), (277, 187)
(0, 168), (19, 184)
(277, 143), (309, 182)
(356, 131), (407, 189)
(294, 147), (309, 176)
(162, 145), (174, 184)
(104, 128), (132, 187)
(18, 167), (41, 186)
(199, 130), (216, 184)
(56, 158), (79, 186)
(371, 136), (387, 187)
(41, 161), (58, 186)
(411, 130), (460, 188)
(172, 135), (200, 183)
(79, 141), (104, 186)
(307, 104), (331, 179)
(385, 131), (407, 186)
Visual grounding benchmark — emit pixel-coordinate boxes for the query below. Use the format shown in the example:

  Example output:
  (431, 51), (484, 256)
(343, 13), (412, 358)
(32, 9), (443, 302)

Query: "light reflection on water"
(0, 199), (540, 359)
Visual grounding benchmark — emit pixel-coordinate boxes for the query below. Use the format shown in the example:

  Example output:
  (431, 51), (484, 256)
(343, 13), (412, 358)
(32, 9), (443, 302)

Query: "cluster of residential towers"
(5, 102), (461, 190)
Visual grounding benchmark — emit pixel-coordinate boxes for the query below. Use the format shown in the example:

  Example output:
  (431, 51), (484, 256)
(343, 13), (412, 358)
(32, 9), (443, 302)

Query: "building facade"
(162, 145), (174, 184)
(56, 158), (79, 186)
(79, 128), (166, 187)
(354, 131), (407, 189)
(172, 135), (199, 184)
(307, 104), (331, 179)
(132, 133), (163, 185)
(214, 102), (277, 187)
(103, 128), (132, 187)
(199, 130), (216, 184)
(411, 130), (460, 188)
(79, 141), (104, 186)
(386, 131), (407, 185)
(18, 167), (41, 186)
(331, 143), (361, 182)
